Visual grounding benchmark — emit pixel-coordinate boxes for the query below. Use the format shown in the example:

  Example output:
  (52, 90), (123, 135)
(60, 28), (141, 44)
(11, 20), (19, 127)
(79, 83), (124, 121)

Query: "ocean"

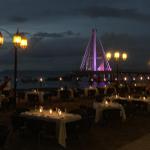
(0, 70), (88, 89)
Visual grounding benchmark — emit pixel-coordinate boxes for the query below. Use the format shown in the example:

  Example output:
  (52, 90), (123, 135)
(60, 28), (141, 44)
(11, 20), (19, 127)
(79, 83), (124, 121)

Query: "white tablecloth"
(111, 96), (150, 112)
(93, 101), (126, 123)
(21, 110), (81, 147)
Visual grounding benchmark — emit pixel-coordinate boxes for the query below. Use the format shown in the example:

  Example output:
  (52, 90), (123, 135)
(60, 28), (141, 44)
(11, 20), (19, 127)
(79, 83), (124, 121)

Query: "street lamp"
(106, 51), (128, 81)
(114, 51), (120, 80)
(106, 52), (112, 61)
(0, 29), (28, 107)
(39, 77), (44, 89)
(0, 32), (4, 47)
(106, 51), (128, 94)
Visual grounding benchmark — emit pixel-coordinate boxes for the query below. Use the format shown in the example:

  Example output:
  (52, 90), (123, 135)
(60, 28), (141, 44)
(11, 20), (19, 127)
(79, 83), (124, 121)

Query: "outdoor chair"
(0, 124), (10, 149)
(59, 90), (71, 100)
(43, 92), (52, 104)
(38, 121), (57, 144)
(70, 108), (92, 132)
(101, 108), (122, 126)
(27, 94), (39, 106)
(66, 120), (81, 141)
(88, 89), (96, 98)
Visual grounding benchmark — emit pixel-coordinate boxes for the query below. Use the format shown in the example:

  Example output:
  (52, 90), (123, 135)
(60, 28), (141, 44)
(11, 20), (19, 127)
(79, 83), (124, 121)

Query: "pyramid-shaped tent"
(80, 29), (111, 71)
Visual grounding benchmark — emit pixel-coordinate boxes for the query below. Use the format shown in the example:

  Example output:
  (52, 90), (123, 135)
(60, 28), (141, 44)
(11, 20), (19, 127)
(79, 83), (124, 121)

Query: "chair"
(88, 89), (96, 98)
(140, 101), (148, 112)
(76, 89), (84, 98)
(17, 91), (25, 100)
(11, 108), (30, 136)
(95, 95), (104, 103)
(133, 101), (148, 113)
(80, 105), (96, 124)
(11, 114), (26, 133)
(101, 108), (122, 126)
(27, 94), (39, 106)
(118, 87), (129, 97)
(66, 120), (81, 141)
(38, 121), (57, 144)
(70, 108), (92, 132)
(106, 87), (116, 96)
(15, 107), (30, 114)
(43, 92), (52, 104)
(59, 90), (70, 100)
(0, 124), (9, 148)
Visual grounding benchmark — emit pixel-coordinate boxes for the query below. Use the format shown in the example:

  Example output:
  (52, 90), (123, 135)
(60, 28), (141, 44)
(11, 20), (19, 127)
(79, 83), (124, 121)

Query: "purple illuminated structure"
(80, 29), (111, 71)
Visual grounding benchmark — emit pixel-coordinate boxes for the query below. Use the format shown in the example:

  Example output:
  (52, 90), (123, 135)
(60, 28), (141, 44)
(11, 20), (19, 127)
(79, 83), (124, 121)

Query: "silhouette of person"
(2, 76), (12, 96)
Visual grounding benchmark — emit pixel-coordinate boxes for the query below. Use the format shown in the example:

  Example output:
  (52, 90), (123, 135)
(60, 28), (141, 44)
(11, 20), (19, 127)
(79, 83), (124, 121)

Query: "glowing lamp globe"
(0, 32), (4, 47)
(114, 52), (120, 60)
(59, 77), (63, 81)
(106, 52), (112, 60)
(20, 36), (28, 49)
(39, 77), (43, 82)
(13, 32), (21, 47)
(122, 52), (127, 61)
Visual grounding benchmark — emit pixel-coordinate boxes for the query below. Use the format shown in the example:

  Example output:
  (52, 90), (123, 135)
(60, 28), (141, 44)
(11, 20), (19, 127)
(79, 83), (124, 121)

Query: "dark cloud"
(80, 6), (150, 22)
(9, 16), (28, 23)
(26, 37), (86, 58)
(33, 30), (80, 39)
(101, 32), (150, 49)
(1, 32), (150, 71)
(27, 32), (150, 61)
(100, 32), (150, 71)
(0, 0), (150, 71)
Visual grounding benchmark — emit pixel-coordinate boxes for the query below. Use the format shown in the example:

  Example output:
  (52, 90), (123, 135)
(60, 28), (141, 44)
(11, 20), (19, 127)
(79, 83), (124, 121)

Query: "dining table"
(111, 95), (150, 112)
(21, 109), (81, 148)
(93, 101), (126, 123)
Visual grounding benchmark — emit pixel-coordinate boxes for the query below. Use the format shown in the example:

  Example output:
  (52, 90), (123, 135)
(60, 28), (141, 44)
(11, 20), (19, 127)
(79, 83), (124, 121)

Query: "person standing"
(2, 76), (12, 96)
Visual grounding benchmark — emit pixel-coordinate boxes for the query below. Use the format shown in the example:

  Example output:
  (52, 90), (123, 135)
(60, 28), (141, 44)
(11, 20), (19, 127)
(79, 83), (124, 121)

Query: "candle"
(39, 106), (43, 113)
(58, 110), (62, 116)
(105, 101), (108, 105)
(49, 109), (53, 114)
(60, 87), (64, 91)
(128, 95), (131, 99)
(33, 89), (37, 93)
(143, 96), (146, 100)
(39, 108), (43, 113)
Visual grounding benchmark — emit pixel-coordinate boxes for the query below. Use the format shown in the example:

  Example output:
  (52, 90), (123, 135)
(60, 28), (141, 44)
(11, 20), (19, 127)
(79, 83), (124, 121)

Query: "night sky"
(0, 0), (150, 71)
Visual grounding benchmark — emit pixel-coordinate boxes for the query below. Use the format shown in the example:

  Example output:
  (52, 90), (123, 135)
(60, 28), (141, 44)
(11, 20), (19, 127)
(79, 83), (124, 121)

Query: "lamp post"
(114, 52), (120, 81)
(106, 51), (128, 83)
(0, 29), (28, 107)
(39, 77), (44, 89)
